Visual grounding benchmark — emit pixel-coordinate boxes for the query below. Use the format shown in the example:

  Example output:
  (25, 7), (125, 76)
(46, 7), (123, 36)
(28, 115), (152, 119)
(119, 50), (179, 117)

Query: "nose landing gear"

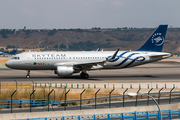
(26, 70), (30, 79)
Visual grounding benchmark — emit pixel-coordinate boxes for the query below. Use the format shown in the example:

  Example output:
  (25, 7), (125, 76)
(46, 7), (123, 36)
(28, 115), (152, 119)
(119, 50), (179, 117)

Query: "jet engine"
(56, 66), (74, 77)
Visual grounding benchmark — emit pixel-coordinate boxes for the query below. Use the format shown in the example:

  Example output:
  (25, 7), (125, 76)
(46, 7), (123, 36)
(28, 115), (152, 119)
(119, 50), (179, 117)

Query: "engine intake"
(57, 66), (74, 77)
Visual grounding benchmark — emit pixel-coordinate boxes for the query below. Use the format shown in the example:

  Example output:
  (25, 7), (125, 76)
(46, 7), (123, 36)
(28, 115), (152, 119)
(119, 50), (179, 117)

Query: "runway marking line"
(109, 80), (116, 83)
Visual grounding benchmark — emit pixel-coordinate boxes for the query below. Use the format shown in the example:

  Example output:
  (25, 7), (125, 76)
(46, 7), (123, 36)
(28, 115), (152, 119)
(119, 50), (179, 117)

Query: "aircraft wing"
(54, 60), (105, 70)
(73, 60), (105, 69)
(54, 49), (119, 70)
(74, 49), (119, 68)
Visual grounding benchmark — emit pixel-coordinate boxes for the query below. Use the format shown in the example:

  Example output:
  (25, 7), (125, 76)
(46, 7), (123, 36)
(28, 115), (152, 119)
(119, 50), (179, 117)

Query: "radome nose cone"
(5, 61), (11, 67)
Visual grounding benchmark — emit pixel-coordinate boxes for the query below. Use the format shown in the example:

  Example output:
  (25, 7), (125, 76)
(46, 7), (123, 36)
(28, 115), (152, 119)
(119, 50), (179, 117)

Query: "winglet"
(96, 48), (101, 51)
(107, 49), (119, 61)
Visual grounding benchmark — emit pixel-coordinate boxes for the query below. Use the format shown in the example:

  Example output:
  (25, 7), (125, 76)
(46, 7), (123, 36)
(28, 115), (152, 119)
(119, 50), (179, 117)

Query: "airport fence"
(0, 99), (59, 109)
(0, 81), (178, 96)
(34, 82), (177, 89)
(0, 81), (180, 113)
(0, 89), (180, 114)
(13, 109), (180, 120)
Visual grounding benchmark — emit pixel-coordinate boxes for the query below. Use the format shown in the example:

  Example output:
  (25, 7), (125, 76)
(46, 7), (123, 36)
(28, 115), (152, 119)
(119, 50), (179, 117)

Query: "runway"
(0, 60), (180, 84)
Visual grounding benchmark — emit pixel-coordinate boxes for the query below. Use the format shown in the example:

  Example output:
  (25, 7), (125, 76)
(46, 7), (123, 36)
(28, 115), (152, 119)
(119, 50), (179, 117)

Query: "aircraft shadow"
(0, 74), (158, 81)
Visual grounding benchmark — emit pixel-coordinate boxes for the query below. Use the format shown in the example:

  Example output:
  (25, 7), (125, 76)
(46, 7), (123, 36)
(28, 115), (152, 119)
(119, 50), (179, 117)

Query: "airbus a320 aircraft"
(5, 25), (171, 79)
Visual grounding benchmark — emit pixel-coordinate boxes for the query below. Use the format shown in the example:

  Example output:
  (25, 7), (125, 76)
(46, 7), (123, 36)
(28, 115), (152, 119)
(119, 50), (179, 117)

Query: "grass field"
(0, 84), (120, 102)
(0, 84), (124, 108)
(0, 57), (10, 67)
(0, 57), (10, 63)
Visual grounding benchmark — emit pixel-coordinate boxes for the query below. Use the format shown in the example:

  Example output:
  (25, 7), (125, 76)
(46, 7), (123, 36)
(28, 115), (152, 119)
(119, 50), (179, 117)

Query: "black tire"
(80, 72), (84, 78)
(84, 74), (89, 79)
(26, 75), (30, 79)
(80, 72), (89, 79)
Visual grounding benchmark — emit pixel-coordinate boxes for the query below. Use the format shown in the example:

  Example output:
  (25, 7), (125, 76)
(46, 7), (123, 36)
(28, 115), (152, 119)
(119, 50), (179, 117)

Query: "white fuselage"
(5, 51), (171, 70)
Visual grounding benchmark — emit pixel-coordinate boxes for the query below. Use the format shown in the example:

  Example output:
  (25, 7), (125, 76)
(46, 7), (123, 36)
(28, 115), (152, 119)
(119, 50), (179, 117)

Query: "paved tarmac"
(0, 60), (180, 84)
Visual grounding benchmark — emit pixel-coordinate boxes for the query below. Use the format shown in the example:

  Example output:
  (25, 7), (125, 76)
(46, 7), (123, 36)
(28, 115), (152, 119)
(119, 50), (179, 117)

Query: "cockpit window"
(12, 57), (20, 60)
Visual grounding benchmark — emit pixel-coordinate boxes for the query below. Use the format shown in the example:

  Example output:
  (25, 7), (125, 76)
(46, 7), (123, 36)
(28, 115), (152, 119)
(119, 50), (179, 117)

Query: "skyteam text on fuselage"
(5, 25), (171, 79)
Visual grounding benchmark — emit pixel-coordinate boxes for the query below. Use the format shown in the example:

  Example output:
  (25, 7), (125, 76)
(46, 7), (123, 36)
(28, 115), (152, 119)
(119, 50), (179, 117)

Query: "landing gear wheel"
(80, 72), (89, 79)
(80, 72), (85, 78)
(84, 74), (89, 79)
(26, 70), (30, 79)
(26, 75), (30, 79)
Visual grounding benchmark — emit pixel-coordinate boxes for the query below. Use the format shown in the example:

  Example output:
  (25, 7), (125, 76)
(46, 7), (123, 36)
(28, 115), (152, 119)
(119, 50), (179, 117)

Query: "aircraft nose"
(5, 60), (12, 68)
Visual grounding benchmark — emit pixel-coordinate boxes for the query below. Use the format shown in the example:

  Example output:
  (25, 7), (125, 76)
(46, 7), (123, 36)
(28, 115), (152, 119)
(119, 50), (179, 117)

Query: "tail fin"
(137, 25), (168, 52)
(9, 46), (18, 54)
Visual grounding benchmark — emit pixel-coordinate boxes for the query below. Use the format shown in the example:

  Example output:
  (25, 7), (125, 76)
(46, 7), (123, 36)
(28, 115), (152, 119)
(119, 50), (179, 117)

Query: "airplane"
(0, 46), (18, 56)
(5, 25), (171, 79)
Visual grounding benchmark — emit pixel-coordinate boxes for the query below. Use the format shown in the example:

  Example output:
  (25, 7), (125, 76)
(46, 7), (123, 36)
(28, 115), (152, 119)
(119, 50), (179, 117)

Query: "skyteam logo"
(151, 33), (164, 46)
(107, 52), (146, 68)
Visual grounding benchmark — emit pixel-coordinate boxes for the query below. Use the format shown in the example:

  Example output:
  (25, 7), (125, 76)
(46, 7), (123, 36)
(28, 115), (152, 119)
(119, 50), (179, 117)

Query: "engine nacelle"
(57, 66), (74, 77)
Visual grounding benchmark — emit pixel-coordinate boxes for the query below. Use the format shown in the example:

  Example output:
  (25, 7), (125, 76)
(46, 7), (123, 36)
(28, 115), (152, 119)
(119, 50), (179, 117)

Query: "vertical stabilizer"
(9, 46), (18, 54)
(137, 25), (168, 52)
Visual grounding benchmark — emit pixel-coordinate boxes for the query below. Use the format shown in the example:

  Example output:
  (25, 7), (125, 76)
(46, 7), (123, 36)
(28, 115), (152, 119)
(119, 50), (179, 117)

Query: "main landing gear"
(80, 72), (89, 79)
(26, 70), (30, 79)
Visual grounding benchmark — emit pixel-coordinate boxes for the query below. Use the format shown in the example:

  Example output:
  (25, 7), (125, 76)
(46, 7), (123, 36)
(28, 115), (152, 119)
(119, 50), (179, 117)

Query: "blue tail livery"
(137, 25), (168, 52)
(9, 46), (18, 54)
(0, 46), (18, 55)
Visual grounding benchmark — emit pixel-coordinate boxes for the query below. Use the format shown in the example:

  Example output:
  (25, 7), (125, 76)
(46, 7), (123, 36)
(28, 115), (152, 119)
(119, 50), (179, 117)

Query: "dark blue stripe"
(119, 51), (129, 57)
(109, 51), (129, 62)
(114, 53), (139, 67)
(122, 56), (145, 68)
(122, 59), (136, 68)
